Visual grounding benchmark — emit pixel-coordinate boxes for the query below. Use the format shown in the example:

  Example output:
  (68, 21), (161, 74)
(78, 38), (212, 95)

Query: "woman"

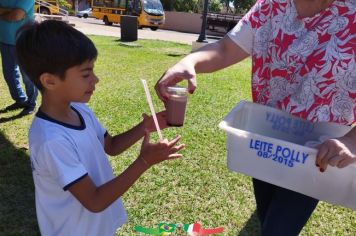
(155, 0), (356, 235)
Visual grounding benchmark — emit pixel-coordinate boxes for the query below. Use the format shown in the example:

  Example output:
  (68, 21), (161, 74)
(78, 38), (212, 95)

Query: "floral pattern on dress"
(243, 0), (356, 124)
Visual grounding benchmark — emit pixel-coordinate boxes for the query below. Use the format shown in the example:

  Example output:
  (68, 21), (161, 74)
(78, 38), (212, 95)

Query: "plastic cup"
(166, 86), (188, 127)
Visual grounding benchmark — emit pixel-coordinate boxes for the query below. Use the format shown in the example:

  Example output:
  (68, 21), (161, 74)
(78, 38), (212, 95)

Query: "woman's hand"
(155, 60), (197, 102)
(142, 111), (168, 133)
(315, 135), (356, 172)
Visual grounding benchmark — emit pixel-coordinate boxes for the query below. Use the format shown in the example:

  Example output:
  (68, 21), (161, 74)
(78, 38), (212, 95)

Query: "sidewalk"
(69, 16), (217, 45)
(71, 16), (198, 44)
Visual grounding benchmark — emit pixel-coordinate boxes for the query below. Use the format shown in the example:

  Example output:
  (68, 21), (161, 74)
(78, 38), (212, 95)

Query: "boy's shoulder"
(29, 114), (69, 149)
(30, 103), (87, 137)
(29, 103), (100, 144)
(71, 102), (93, 115)
(71, 103), (100, 122)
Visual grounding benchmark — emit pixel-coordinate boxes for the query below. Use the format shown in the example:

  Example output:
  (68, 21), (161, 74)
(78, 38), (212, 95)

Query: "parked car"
(76, 8), (92, 18)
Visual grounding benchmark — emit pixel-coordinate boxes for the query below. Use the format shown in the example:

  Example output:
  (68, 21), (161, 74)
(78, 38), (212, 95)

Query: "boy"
(15, 20), (184, 236)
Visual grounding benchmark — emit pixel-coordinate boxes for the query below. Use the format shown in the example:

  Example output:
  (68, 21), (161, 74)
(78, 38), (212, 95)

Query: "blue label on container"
(265, 112), (314, 137)
(249, 138), (309, 168)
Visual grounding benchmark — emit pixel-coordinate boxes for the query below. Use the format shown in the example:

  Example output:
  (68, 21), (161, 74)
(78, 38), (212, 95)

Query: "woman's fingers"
(337, 158), (356, 168)
(328, 155), (343, 167)
(316, 143), (329, 168)
(316, 138), (356, 171)
(187, 77), (197, 94)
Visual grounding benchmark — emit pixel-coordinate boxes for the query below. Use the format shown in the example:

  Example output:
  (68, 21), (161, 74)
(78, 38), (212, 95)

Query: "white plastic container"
(219, 101), (356, 210)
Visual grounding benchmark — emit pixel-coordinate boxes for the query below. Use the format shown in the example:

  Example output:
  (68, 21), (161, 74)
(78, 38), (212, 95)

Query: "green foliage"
(58, 0), (72, 9)
(220, 0), (255, 13)
(162, 0), (253, 13)
(161, 0), (174, 11)
(209, 0), (223, 12)
(173, 0), (199, 13)
(232, 0), (255, 13)
(162, 0), (222, 13)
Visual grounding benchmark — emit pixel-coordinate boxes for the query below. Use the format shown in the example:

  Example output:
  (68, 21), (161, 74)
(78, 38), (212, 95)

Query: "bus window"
(143, 0), (164, 16)
(137, 1), (142, 12)
(131, 0), (142, 16)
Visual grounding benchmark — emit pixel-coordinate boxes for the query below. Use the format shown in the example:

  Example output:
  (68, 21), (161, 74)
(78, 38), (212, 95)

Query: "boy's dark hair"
(16, 20), (98, 91)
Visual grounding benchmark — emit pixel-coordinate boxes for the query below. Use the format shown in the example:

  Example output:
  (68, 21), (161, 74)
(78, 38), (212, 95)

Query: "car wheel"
(83, 14), (88, 18)
(150, 27), (158, 31)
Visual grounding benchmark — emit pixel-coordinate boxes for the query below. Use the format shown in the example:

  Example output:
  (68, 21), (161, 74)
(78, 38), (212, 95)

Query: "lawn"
(0, 36), (355, 236)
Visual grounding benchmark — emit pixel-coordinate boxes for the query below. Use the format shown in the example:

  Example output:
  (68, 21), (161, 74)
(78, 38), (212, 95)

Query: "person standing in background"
(0, 0), (38, 115)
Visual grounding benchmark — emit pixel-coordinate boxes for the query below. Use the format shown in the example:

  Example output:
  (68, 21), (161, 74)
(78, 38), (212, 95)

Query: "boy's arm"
(69, 156), (149, 213)
(0, 8), (26, 21)
(69, 133), (183, 213)
(104, 111), (167, 156)
(104, 122), (145, 156)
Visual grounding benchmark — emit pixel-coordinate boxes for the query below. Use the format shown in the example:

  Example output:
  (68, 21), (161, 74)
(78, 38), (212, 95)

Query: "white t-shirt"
(29, 103), (127, 236)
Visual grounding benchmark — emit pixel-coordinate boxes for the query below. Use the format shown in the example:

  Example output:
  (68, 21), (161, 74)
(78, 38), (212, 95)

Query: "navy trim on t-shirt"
(63, 173), (88, 191)
(36, 106), (86, 130)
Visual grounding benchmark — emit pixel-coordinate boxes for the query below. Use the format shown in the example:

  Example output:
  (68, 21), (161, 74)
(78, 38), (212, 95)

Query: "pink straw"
(141, 79), (164, 141)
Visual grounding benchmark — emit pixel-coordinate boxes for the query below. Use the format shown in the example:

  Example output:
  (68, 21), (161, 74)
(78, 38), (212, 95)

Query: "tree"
(58, 0), (72, 9)
(161, 0), (175, 11)
(233, 0), (255, 13)
(209, 0), (222, 13)
(173, 0), (198, 13)
(220, 0), (232, 13)
(220, 0), (255, 13)
(161, 0), (253, 13)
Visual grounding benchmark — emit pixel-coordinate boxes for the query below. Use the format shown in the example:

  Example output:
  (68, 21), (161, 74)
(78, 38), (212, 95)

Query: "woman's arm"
(155, 35), (250, 101)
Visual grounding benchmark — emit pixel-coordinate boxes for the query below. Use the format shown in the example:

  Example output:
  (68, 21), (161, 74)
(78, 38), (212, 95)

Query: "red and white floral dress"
(228, 0), (356, 125)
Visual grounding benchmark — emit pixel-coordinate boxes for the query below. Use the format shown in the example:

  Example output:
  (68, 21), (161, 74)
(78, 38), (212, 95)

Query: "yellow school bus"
(92, 0), (165, 31)
(34, 0), (60, 15)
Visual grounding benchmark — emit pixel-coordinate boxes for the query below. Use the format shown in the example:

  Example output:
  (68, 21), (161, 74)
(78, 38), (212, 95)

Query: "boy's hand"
(139, 130), (185, 167)
(315, 135), (356, 172)
(142, 111), (168, 133)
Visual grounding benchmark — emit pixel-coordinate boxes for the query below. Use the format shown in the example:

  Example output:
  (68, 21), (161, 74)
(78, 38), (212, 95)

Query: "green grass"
(0, 36), (355, 236)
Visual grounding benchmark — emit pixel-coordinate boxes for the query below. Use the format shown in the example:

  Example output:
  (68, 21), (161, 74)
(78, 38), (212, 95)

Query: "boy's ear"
(39, 73), (60, 90)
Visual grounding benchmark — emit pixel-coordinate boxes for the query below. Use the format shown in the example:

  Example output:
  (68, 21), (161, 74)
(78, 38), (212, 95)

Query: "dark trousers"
(253, 178), (319, 236)
(0, 43), (38, 107)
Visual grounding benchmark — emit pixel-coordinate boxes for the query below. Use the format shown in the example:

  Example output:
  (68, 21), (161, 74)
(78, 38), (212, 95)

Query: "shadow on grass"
(166, 52), (186, 57)
(0, 113), (26, 124)
(237, 210), (261, 236)
(0, 131), (39, 235)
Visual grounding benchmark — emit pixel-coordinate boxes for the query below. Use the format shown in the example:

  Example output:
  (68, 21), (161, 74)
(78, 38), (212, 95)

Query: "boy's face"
(57, 59), (98, 103)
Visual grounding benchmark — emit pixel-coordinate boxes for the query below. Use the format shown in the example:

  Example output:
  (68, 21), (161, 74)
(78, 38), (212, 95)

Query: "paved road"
(68, 16), (217, 45)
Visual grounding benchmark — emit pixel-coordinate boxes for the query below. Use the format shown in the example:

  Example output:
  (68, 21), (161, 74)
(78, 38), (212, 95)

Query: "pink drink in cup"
(166, 86), (188, 127)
